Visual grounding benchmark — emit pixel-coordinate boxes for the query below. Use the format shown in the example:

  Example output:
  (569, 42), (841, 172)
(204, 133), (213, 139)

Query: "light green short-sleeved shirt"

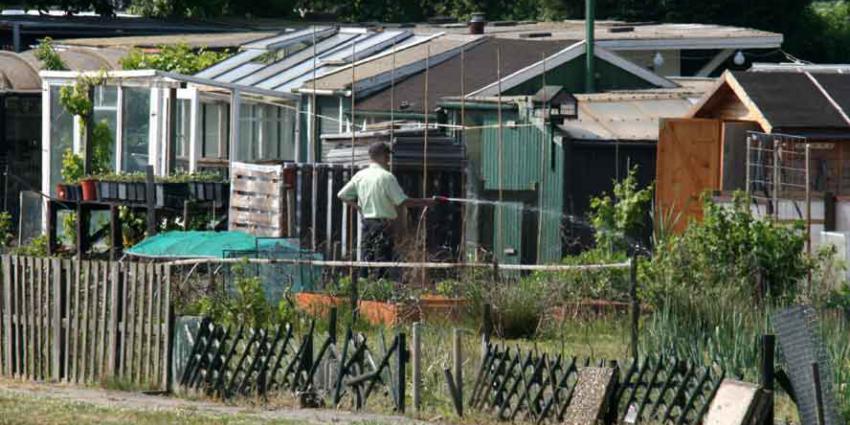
(337, 163), (408, 219)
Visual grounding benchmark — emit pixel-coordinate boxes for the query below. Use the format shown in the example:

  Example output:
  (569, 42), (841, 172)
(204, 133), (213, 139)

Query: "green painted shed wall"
(503, 57), (656, 96)
(298, 94), (344, 162)
(536, 129), (564, 263)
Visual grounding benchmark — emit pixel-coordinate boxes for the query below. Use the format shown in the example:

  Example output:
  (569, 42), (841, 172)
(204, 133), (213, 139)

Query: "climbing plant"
(34, 37), (66, 71)
(58, 72), (105, 118)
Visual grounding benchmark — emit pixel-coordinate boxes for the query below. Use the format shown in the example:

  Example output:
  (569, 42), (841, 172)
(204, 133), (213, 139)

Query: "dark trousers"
(361, 218), (393, 279)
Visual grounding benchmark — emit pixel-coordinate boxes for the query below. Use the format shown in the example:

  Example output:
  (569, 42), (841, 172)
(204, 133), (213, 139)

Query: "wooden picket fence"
(0, 256), (172, 389)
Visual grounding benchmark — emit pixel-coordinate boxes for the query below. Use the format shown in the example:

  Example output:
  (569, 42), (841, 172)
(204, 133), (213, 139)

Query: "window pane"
(237, 103), (254, 161)
(49, 86), (73, 194)
(122, 87), (150, 172)
(92, 86), (117, 173)
(175, 99), (190, 158)
(202, 103), (221, 158)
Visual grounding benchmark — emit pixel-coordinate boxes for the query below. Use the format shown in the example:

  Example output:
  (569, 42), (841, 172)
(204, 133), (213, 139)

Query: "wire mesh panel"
(746, 132), (810, 218)
(773, 305), (844, 425)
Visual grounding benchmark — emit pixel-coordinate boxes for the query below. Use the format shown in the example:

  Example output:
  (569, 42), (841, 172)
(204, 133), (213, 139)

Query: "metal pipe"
(412, 322), (422, 411)
(166, 257), (632, 271)
(585, 0), (596, 93)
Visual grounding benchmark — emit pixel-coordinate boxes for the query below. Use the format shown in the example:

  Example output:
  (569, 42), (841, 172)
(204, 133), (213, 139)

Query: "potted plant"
(58, 149), (84, 201)
(80, 177), (97, 201)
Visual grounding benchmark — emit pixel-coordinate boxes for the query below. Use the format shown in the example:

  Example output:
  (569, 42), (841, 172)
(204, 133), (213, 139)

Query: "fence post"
(2, 255), (11, 376)
(397, 332), (406, 413)
(629, 255), (639, 362)
(412, 322), (421, 411)
(328, 307), (337, 344)
(51, 258), (61, 381)
(145, 165), (156, 237)
(482, 303), (492, 357)
(350, 272), (359, 321)
(812, 362), (825, 425)
(761, 334), (775, 425)
(453, 328), (463, 415)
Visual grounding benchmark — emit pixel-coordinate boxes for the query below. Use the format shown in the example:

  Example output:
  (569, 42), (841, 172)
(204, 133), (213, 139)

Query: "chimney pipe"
(585, 0), (595, 93)
(468, 12), (486, 35)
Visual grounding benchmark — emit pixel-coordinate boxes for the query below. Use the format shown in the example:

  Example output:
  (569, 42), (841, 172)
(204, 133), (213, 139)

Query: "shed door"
(656, 118), (722, 232)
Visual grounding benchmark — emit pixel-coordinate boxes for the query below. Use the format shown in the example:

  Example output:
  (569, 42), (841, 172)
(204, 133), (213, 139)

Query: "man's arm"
(337, 177), (359, 210)
(386, 176), (435, 209)
(400, 198), (436, 208)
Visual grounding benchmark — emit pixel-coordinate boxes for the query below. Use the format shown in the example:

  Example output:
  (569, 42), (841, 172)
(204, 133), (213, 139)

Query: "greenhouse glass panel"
(49, 86), (74, 194)
(175, 99), (190, 159)
(202, 103), (222, 158)
(122, 87), (150, 172)
(92, 86), (117, 171)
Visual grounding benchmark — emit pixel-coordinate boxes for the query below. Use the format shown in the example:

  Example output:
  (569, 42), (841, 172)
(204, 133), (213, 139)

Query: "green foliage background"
(29, 0), (845, 63)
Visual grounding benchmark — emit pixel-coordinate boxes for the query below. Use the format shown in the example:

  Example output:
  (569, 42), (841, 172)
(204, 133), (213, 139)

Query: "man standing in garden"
(337, 142), (436, 278)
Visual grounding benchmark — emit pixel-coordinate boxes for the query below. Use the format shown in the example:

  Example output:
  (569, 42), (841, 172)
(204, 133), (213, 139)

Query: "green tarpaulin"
(126, 231), (300, 259)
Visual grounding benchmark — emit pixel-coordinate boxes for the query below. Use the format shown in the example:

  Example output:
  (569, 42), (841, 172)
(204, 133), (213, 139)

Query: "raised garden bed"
(294, 292), (345, 316)
(418, 294), (469, 322)
(358, 299), (419, 326)
(294, 292), (468, 326)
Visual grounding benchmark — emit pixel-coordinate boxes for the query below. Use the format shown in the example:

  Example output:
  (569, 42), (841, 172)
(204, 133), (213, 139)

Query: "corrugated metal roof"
(305, 33), (483, 92)
(0, 51), (40, 91)
(559, 92), (699, 140)
(356, 38), (569, 112)
(193, 26), (416, 97)
(57, 32), (277, 49)
(0, 46), (123, 92)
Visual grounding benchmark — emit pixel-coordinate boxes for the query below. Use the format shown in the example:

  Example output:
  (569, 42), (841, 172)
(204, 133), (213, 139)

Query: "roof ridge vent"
(518, 32), (551, 38)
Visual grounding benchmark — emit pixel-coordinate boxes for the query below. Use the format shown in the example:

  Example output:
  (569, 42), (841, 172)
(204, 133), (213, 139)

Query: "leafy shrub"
(0, 211), (13, 248)
(13, 234), (48, 256)
(118, 206), (146, 248)
(120, 44), (230, 74)
(490, 277), (547, 339)
(358, 278), (396, 302)
(589, 165), (653, 253)
(62, 211), (77, 247)
(643, 192), (813, 306)
(196, 259), (297, 329)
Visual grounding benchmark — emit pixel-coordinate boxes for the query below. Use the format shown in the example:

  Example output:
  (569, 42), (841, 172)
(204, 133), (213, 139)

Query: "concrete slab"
(704, 379), (768, 425)
(562, 367), (617, 425)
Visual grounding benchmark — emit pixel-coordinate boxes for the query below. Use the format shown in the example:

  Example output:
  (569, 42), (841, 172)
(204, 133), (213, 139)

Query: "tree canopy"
(17, 0), (850, 63)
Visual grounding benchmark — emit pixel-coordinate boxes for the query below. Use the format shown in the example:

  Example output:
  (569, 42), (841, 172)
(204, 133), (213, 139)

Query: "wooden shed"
(656, 67), (850, 232)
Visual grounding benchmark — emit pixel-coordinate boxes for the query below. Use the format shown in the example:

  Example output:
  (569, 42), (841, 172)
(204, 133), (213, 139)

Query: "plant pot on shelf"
(56, 184), (68, 200)
(156, 182), (189, 209)
(212, 182), (228, 203)
(96, 181), (108, 201)
(117, 182), (128, 201)
(80, 179), (97, 201)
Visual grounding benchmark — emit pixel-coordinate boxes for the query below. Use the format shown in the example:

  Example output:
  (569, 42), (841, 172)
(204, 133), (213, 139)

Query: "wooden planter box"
(294, 292), (345, 316)
(418, 295), (469, 322)
(358, 300), (419, 326)
(294, 293), (467, 326)
(549, 300), (635, 320)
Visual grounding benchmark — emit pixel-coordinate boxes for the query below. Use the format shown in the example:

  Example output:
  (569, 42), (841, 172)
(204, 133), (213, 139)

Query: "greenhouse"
(40, 69), (299, 200)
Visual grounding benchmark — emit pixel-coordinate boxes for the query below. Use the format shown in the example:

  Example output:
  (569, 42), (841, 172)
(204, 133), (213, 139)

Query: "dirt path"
(0, 379), (426, 424)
